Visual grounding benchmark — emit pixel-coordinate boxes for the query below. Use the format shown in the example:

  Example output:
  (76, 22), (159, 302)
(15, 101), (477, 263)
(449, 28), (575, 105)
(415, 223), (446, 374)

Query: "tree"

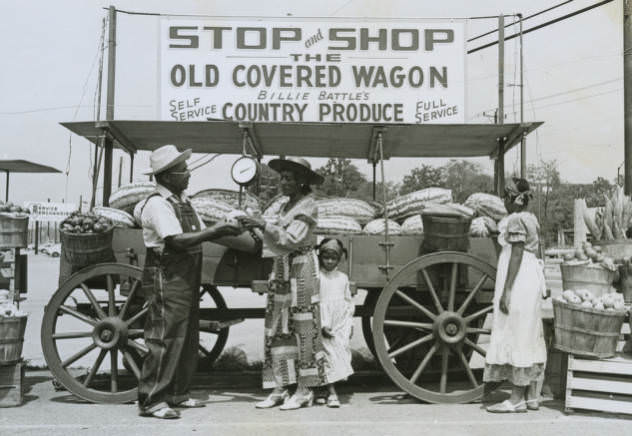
(399, 164), (444, 195)
(442, 160), (493, 203)
(315, 158), (367, 197)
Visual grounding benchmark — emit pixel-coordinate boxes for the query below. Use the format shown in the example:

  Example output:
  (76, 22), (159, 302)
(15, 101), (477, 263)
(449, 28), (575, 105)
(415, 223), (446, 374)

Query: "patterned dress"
(483, 212), (547, 386)
(261, 195), (326, 389)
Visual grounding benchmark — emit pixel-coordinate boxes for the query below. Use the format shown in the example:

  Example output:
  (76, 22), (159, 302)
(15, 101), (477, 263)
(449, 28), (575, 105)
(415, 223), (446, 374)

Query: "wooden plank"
(571, 376), (632, 395)
(567, 395), (632, 415)
(570, 357), (632, 375)
(0, 362), (24, 407)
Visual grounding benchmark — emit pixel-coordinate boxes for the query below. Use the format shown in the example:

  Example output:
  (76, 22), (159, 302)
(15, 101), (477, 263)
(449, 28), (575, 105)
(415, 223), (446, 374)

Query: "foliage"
(442, 160), (494, 203)
(314, 158), (368, 197)
(399, 164), (444, 195)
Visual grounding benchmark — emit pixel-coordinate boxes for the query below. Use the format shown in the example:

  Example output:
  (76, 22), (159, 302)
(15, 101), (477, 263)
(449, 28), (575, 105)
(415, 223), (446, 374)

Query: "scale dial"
(231, 156), (258, 186)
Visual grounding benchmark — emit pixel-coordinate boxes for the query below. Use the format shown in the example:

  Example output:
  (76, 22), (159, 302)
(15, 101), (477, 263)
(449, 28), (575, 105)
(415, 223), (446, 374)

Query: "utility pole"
(103, 5), (117, 205)
(495, 14), (506, 195)
(625, 0), (632, 194)
(519, 13), (526, 179)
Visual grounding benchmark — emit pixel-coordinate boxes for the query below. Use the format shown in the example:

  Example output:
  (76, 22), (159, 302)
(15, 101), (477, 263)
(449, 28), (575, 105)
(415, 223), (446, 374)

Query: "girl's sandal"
(142, 407), (180, 419)
(526, 399), (540, 410)
(486, 399), (527, 413)
(326, 394), (341, 408)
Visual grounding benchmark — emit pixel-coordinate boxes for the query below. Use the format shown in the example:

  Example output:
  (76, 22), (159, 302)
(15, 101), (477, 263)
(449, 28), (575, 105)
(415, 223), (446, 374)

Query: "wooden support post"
(574, 199), (587, 248)
(103, 5), (117, 206)
(625, 0), (632, 194)
(5, 171), (9, 202)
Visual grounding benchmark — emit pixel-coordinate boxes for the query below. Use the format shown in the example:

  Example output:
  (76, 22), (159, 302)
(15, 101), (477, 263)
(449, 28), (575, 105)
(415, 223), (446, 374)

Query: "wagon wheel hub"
(434, 312), (466, 345)
(93, 317), (128, 350)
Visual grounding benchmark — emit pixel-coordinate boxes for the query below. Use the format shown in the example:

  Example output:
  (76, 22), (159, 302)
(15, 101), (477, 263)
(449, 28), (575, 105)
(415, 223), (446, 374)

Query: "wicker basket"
(560, 263), (616, 298)
(60, 227), (115, 270)
(553, 298), (625, 358)
(0, 316), (27, 365)
(0, 214), (28, 249)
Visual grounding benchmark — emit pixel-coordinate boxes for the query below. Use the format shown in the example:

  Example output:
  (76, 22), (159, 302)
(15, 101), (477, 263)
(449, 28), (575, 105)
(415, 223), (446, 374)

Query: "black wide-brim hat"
(267, 157), (324, 186)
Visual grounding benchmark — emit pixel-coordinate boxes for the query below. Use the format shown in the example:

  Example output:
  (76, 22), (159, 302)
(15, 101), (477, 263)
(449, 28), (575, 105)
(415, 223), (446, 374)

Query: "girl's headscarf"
(504, 177), (533, 206)
(317, 238), (347, 258)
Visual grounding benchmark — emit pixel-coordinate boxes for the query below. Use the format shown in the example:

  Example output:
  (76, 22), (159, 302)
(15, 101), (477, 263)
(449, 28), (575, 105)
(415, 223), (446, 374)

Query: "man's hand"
(321, 327), (334, 339)
(237, 215), (265, 230)
(499, 292), (511, 315)
(211, 221), (243, 237)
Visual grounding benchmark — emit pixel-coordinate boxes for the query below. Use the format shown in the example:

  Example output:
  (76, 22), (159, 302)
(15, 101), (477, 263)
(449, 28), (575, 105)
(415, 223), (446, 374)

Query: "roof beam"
(367, 126), (387, 164)
(238, 122), (263, 159)
(95, 121), (137, 154)
(489, 124), (526, 159)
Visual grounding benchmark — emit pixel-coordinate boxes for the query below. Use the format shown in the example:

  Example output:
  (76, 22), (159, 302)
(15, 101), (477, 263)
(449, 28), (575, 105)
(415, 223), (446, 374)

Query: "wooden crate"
(0, 361), (24, 407)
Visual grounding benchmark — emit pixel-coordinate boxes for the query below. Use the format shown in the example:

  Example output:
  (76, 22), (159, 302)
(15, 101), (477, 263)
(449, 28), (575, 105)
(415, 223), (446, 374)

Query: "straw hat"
(267, 157), (324, 185)
(143, 145), (192, 175)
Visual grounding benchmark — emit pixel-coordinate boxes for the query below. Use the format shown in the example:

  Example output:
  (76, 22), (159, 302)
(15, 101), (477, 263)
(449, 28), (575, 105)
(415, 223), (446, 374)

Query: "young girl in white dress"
(484, 178), (547, 413)
(317, 238), (354, 408)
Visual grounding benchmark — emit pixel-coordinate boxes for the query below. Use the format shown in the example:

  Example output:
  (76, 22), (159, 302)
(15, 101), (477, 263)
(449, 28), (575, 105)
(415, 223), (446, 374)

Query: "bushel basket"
(0, 315), (27, 365)
(0, 214), (28, 249)
(421, 213), (471, 253)
(60, 227), (115, 270)
(553, 298), (625, 358)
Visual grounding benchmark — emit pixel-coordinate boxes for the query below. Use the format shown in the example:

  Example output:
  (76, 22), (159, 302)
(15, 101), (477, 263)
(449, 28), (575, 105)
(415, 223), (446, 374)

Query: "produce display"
(316, 197), (377, 225)
(401, 214), (424, 235)
(556, 288), (626, 312)
(93, 206), (136, 228)
(60, 211), (113, 234)
(583, 186), (632, 241)
(109, 182), (156, 214)
(315, 216), (362, 235)
(190, 197), (236, 225)
(470, 216), (498, 237)
(562, 241), (616, 271)
(463, 193), (507, 221)
(0, 289), (25, 317)
(386, 187), (452, 221)
(363, 218), (402, 235)
(193, 188), (260, 212)
(0, 201), (30, 215)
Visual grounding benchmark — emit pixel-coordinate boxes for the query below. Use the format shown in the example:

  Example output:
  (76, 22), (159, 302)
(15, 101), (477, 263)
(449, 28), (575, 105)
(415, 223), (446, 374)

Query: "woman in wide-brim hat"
(238, 157), (325, 410)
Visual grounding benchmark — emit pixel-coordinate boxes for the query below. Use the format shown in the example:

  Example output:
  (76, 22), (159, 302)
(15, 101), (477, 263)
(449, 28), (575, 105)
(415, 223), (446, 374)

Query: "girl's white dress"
(319, 269), (354, 384)
(483, 212), (547, 386)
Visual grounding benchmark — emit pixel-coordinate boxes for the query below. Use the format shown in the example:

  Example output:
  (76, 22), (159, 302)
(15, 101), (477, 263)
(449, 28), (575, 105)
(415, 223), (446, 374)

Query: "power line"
(467, 0), (575, 42)
(468, 0), (615, 54)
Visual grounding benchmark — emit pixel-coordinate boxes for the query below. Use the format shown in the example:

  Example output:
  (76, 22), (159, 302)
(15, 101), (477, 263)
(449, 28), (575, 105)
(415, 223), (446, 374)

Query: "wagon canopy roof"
(60, 120), (542, 160)
(0, 159), (62, 173)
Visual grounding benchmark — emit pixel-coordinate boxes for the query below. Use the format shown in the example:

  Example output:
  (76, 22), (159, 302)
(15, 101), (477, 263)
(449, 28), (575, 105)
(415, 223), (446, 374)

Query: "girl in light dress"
(317, 238), (354, 408)
(484, 178), (547, 413)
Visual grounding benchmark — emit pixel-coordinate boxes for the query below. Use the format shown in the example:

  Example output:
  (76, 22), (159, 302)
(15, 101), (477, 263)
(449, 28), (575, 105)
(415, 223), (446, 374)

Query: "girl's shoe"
(140, 406), (180, 419)
(255, 390), (289, 409)
(279, 390), (314, 410)
(486, 399), (527, 413)
(526, 399), (540, 410)
(326, 394), (340, 408)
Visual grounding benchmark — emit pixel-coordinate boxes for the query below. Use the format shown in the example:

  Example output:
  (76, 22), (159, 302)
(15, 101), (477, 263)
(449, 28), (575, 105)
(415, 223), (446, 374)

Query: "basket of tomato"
(60, 211), (115, 270)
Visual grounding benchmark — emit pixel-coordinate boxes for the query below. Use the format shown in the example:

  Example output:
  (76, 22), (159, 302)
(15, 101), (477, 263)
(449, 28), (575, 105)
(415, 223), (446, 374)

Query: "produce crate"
(553, 298), (625, 358)
(0, 361), (24, 407)
(0, 214), (28, 249)
(0, 315), (27, 365)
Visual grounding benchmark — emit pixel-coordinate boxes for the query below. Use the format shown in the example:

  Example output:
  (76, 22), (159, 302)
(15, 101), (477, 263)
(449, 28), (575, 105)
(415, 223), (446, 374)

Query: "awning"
(60, 120), (542, 160)
(0, 160), (62, 202)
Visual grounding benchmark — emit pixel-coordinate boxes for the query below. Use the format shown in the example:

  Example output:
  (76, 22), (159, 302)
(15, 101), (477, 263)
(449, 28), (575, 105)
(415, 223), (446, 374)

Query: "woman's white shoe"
(255, 390), (289, 409)
(279, 390), (314, 410)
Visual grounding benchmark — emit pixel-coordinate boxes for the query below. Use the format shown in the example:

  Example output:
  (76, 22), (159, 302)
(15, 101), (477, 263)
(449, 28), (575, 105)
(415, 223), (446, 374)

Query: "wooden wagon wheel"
(197, 285), (229, 369)
(372, 251), (495, 404)
(41, 263), (147, 404)
(361, 290), (379, 358)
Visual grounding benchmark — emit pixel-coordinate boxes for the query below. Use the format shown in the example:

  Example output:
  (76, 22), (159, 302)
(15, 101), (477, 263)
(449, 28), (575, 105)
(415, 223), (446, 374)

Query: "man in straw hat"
(137, 145), (242, 419)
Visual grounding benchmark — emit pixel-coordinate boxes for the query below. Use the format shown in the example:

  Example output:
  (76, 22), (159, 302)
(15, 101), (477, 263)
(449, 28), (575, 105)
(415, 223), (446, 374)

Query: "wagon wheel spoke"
(61, 343), (97, 368)
(384, 320), (433, 330)
(394, 290), (436, 320)
(59, 305), (98, 327)
(126, 306), (149, 327)
(457, 274), (488, 316)
(464, 338), (487, 358)
(388, 333), (434, 359)
(122, 350), (141, 380)
(83, 349), (108, 388)
(466, 327), (491, 335)
(457, 349), (479, 388)
(52, 331), (94, 340)
(106, 275), (116, 317)
(118, 279), (140, 320)
(447, 263), (458, 312)
(110, 349), (119, 392)
(127, 339), (149, 355)
(465, 305), (493, 323)
(80, 284), (107, 320)
(420, 268), (443, 313)
(439, 348), (449, 393)
(127, 329), (145, 338)
(410, 343), (437, 384)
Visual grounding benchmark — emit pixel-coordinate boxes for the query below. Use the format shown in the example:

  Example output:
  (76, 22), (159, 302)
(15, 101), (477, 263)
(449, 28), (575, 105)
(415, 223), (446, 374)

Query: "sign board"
(25, 202), (76, 223)
(159, 18), (466, 124)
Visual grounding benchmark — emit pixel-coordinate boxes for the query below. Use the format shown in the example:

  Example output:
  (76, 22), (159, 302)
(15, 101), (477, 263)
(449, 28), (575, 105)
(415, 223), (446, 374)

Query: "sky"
(0, 0), (624, 206)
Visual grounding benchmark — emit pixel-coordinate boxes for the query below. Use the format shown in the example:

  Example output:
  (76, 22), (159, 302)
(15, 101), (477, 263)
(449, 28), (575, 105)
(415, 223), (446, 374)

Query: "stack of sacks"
(316, 197), (377, 225)
(470, 216), (498, 237)
(109, 182), (156, 215)
(316, 216), (363, 235)
(463, 193), (507, 221)
(363, 218), (402, 235)
(193, 188), (260, 213)
(401, 215), (424, 235)
(386, 188), (452, 221)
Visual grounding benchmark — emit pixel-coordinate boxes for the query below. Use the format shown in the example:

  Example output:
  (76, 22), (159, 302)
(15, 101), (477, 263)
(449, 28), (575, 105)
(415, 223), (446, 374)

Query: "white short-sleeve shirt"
(138, 184), (205, 251)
